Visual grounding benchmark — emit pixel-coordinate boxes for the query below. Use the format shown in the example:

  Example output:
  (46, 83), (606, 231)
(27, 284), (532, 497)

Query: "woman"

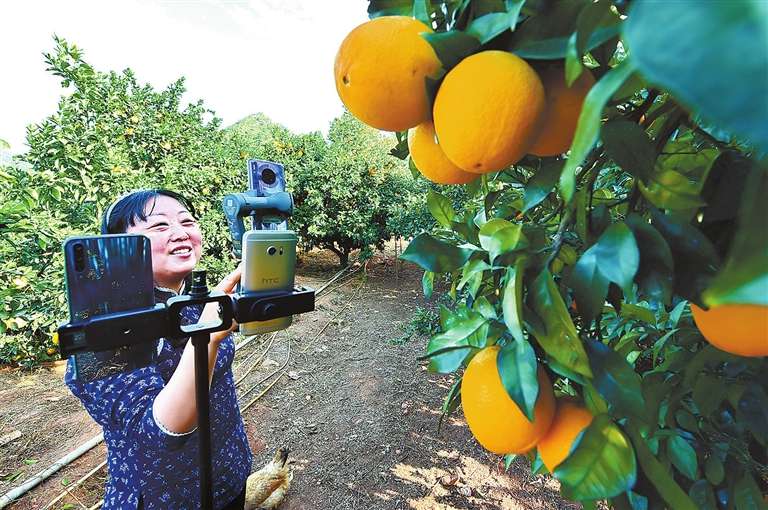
(66, 189), (252, 509)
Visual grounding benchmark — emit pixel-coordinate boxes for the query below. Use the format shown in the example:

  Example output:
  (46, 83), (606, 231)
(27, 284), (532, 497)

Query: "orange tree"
(337, 1), (767, 508)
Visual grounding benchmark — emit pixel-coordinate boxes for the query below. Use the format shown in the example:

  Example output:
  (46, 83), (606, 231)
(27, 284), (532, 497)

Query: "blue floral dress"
(65, 288), (252, 509)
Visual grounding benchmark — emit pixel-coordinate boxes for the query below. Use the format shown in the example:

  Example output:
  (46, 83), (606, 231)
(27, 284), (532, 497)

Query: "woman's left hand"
(215, 263), (243, 294)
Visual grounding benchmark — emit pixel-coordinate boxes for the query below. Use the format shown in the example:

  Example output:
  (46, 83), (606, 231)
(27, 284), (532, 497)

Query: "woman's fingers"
(216, 265), (243, 293)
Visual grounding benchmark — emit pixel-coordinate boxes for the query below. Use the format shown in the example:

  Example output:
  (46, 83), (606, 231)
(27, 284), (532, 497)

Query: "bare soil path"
(0, 249), (578, 510)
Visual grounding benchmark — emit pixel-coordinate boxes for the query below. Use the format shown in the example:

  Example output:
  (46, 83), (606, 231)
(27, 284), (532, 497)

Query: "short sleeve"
(66, 359), (195, 451)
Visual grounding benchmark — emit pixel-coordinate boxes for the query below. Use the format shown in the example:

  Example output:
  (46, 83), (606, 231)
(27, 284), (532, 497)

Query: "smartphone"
(240, 229), (297, 335)
(63, 234), (155, 380)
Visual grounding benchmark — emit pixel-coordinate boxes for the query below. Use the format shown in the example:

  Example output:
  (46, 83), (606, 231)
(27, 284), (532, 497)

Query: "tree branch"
(544, 206), (574, 269)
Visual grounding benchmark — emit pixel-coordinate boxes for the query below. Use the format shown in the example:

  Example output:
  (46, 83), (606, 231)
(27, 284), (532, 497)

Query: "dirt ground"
(0, 246), (579, 510)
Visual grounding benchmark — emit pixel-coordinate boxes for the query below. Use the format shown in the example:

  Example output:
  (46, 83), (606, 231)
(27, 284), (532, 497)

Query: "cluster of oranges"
(460, 345), (593, 471)
(334, 14), (768, 469)
(334, 16), (593, 185)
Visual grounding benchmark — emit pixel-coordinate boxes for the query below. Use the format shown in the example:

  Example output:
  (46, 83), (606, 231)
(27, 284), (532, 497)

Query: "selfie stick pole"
(189, 271), (214, 510)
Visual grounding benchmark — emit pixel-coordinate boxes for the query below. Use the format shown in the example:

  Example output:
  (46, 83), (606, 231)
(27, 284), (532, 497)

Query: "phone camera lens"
(267, 246), (277, 256)
(261, 168), (277, 185)
(73, 243), (86, 272)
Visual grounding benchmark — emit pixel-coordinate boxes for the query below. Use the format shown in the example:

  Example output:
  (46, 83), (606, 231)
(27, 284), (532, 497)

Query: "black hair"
(101, 189), (197, 234)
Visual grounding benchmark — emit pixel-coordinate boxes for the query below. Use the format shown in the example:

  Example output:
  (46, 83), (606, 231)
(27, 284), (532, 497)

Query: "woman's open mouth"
(170, 246), (193, 257)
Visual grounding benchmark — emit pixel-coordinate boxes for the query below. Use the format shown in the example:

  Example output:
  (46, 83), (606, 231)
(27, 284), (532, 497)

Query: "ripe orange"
(690, 304), (768, 357)
(461, 346), (555, 454)
(408, 121), (479, 185)
(528, 66), (595, 157)
(537, 401), (594, 472)
(334, 16), (441, 132)
(433, 50), (545, 174)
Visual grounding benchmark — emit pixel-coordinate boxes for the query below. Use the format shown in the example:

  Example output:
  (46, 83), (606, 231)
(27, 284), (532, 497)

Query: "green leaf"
(688, 480), (717, 510)
(737, 383), (768, 445)
(583, 383), (609, 415)
(521, 160), (562, 213)
(639, 159), (712, 211)
(502, 259), (526, 343)
(422, 31), (481, 70)
(704, 456), (724, 485)
(565, 33), (583, 87)
(569, 249), (609, 324)
(505, 0), (526, 30)
(424, 313), (488, 373)
(400, 233), (473, 272)
(508, 0), (620, 60)
(650, 208), (719, 304)
(427, 190), (455, 228)
(367, 0), (412, 18)
(412, 0), (430, 25)
(620, 303), (656, 326)
(586, 341), (646, 422)
(733, 472), (765, 510)
(427, 345), (474, 373)
(668, 435), (698, 480)
(644, 143), (718, 212)
(528, 270), (592, 377)
(389, 134), (409, 160)
(625, 214), (674, 305)
(675, 410), (698, 433)
(408, 156), (420, 179)
(566, 0), (617, 85)
(626, 423), (699, 510)
(601, 120), (656, 180)
(693, 374), (727, 417)
(587, 222), (640, 293)
(624, 0), (768, 152)
(466, 12), (512, 44)
(704, 164), (768, 306)
(575, 0), (615, 57)
(458, 258), (492, 290)
(0, 138), (10, 150)
(422, 271), (434, 299)
(559, 60), (636, 202)
(478, 219), (526, 263)
(555, 414), (636, 500)
(473, 296), (498, 320)
(497, 339), (538, 421)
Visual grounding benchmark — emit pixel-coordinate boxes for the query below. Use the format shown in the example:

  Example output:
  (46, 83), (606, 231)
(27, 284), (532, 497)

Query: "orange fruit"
(537, 401), (594, 472)
(52, 332), (59, 346)
(408, 121), (479, 185)
(691, 304), (768, 357)
(461, 346), (555, 454)
(334, 16), (441, 132)
(433, 50), (545, 174)
(528, 66), (595, 157)
(46, 348), (57, 356)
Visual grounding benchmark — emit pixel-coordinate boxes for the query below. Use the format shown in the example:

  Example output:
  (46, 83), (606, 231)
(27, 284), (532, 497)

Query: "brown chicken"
(244, 447), (293, 509)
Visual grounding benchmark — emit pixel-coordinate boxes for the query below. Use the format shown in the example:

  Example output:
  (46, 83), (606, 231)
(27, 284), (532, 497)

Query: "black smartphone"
(63, 234), (155, 380)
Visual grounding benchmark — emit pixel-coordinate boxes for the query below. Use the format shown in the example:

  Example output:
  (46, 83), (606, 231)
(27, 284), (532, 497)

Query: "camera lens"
(73, 243), (86, 272)
(261, 168), (277, 185)
(267, 246), (277, 256)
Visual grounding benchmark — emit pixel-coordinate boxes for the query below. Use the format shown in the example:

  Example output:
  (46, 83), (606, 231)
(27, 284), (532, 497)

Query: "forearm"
(152, 337), (221, 434)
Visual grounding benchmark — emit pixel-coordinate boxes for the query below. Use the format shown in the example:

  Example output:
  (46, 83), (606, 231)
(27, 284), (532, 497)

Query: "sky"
(0, 0), (368, 153)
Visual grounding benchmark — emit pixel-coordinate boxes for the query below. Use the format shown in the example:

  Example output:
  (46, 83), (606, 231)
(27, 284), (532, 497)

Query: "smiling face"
(125, 194), (203, 291)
